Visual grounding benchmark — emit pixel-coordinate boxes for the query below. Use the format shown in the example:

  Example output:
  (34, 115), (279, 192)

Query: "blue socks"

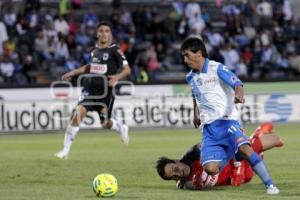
(247, 153), (273, 187)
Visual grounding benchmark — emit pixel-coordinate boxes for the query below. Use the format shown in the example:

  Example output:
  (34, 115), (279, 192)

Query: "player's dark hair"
(96, 21), (112, 31)
(156, 157), (176, 180)
(180, 37), (208, 57)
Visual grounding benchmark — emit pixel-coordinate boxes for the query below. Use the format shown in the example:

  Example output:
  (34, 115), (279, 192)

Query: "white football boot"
(266, 184), (280, 195)
(54, 149), (69, 159)
(120, 125), (129, 146)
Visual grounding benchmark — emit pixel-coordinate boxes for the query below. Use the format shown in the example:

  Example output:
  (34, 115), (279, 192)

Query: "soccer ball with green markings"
(92, 173), (118, 198)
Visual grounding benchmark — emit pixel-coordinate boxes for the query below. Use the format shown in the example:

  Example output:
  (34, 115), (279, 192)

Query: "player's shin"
(110, 119), (123, 133)
(247, 152), (274, 187)
(110, 119), (129, 145)
(63, 125), (80, 152)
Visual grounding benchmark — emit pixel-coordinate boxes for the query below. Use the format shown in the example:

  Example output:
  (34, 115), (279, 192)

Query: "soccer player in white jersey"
(181, 37), (279, 194)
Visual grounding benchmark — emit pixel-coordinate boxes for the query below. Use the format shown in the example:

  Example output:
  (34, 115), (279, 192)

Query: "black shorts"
(78, 95), (115, 123)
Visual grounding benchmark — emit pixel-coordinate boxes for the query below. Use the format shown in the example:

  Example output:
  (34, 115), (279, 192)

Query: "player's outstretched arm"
(176, 180), (202, 190)
(108, 64), (131, 86)
(62, 64), (90, 81)
(234, 85), (245, 104)
(182, 180), (200, 190)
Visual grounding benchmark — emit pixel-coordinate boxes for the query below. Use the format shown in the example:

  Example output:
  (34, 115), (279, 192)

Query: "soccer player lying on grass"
(156, 122), (284, 190)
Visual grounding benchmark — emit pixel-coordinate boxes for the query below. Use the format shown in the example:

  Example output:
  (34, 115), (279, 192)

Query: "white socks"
(63, 125), (80, 152)
(110, 119), (123, 134)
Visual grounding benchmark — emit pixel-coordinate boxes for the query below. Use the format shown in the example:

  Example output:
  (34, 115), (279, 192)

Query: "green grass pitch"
(0, 123), (300, 200)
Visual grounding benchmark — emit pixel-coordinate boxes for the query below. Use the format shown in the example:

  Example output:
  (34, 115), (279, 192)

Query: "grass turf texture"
(0, 123), (299, 200)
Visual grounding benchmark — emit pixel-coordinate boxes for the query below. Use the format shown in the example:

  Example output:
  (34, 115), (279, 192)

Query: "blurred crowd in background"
(0, 0), (300, 87)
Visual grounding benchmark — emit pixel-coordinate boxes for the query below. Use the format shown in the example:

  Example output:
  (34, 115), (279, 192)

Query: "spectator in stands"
(283, 0), (293, 22)
(75, 25), (90, 48)
(112, 0), (122, 10)
(285, 38), (296, 55)
(146, 44), (160, 80)
(259, 43), (280, 78)
(54, 15), (69, 36)
(43, 35), (56, 62)
(71, 0), (82, 10)
(184, 0), (205, 36)
(25, 0), (40, 14)
(132, 5), (148, 40)
(172, 0), (185, 17)
(3, 7), (17, 35)
(120, 7), (133, 27)
(201, 6), (211, 26)
(136, 66), (149, 83)
(187, 13), (206, 36)
(59, 0), (71, 16)
(256, 0), (273, 18)
(273, 0), (285, 26)
(222, 0), (241, 34)
(55, 34), (69, 65)
(256, 0), (273, 28)
(209, 47), (224, 64)
(289, 51), (300, 73)
(16, 15), (29, 36)
(43, 8), (54, 24)
(164, 7), (180, 42)
(68, 14), (79, 35)
(43, 23), (58, 42)
(185, 0), (202, 22)
(220, 43), (239, 72)
(235, 29), (250, 51)
(149, 10), (166, 35)
(34, 30), (47, 62)
(206, 27), (224, 48)
(23, 55), (37, 83)
(275, 51), (296, 77)
(240, 0), (255, 26)
(27, 9), (39, 29)
(241, 46), (253, 70)
(152, 31), (168, 62)
(215, 0), (222, 8)
(176, 15), (189, 40)
(12, 55), (28, 85)
(83, 7), (99, 28)
(235, 58), (248, 80)
(0, 56), (15, 84)
(66, 32), (77, 54)
(2, 37), (16, 58)
(64, 56), (80, 71)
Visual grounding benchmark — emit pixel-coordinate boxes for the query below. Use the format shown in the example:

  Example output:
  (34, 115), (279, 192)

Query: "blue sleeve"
(192, 91), (196, 99)
(186, 72), (197, 98)
(217, 64), (243, 88)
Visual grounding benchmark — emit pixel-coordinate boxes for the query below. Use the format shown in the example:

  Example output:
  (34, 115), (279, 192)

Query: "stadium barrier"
(1, 86), (300, 132)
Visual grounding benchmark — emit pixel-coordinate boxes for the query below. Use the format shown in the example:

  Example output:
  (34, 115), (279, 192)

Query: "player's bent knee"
(70, 119), (80, 127)
(238, 144), (253, 158)
(102, 123), (109, 129)
(203, 163), (220, 175)
(101, 120), (112, 129)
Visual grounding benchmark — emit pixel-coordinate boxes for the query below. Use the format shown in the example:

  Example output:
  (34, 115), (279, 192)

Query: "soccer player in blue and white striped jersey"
(181, 37), (279, 194)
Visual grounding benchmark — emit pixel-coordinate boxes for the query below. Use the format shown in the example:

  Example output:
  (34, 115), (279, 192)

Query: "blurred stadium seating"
(0, 0), (300, 87)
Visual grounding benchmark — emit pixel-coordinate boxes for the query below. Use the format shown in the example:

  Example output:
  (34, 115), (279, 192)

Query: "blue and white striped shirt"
(186, 58), (243, 128)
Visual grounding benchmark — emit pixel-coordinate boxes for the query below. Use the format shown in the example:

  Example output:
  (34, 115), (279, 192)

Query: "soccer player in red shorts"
(156, 122), (284, 190)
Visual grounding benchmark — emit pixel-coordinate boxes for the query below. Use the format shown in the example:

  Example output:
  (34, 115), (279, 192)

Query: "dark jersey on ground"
(82, 44), (126, 97)
(179, 144), (200, 167)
